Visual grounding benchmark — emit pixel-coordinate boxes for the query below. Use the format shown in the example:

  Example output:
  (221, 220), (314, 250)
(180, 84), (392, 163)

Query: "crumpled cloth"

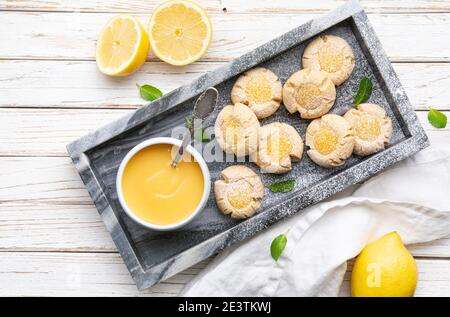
(182, 133), (450, 296)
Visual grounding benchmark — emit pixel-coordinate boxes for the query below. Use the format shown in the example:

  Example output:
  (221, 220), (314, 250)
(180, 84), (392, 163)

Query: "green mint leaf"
(353, 77), (373, 106)
(268, 179), (295, 193)
(428, 108), (447, 129)
(137, 84), (163, 102)
(184, 116), (193, 129)
(271, 234), (287, 261)
(194, 128), (210, 142)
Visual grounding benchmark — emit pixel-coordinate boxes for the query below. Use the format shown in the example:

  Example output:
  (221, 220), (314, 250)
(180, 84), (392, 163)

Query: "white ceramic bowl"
(116, 137), (210, 231)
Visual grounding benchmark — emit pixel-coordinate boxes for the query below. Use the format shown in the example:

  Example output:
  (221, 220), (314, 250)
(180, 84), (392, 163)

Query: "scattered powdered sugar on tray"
(67, 1), (429, 290)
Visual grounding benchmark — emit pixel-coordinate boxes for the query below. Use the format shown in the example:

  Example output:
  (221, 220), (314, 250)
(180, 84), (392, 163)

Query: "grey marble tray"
(67, 0), (429, 290)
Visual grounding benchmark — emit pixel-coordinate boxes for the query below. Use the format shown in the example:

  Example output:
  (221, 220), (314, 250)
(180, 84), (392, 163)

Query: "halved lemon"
(148, 0), (212, 66)
(96, 15), (150, 76)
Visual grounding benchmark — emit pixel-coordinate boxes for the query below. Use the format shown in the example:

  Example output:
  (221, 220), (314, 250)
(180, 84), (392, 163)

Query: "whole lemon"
(351, 232), (417, 297)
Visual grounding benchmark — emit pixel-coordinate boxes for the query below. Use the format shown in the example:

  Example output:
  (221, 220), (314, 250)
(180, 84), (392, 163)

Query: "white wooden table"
(1, 0), (450, 296)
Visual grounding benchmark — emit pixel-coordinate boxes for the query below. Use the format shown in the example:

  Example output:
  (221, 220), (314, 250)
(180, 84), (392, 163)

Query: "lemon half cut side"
(96, 15), (150, 76)
(148, 0), (213, 66)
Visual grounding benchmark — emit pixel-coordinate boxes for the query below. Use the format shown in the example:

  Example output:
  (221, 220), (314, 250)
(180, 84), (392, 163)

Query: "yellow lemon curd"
(267, 132), (292, 160)
(121, 144), (204, 225)
(318, 44), (344, 73)
(355, 115), (381, 141)
(223, 115), (243, 146)
(227, 183), (252, 210)
(314, 128), (338, 155)
(244, 76), (272, 103)
(296, 83), (322, 109)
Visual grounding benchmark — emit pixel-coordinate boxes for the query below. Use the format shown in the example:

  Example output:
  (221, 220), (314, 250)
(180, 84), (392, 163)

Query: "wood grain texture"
(0, 204), (115, 252)
(0, 252), (210, 296)
(0, 108), (130, 155)
(0, 252), (447, 296)
(1, 12), (450, 62)
(1, 127), (450, 256)
(1, 0), (450, 297)
(1, 61), (450, 109)
(0, 60), (211, 108)
(0, 156), (91, 204)
(0, 108), (447, 157)
(222, 0), (450, 14)
(1, 0), (450, 13)
(1, 201), (450, 256)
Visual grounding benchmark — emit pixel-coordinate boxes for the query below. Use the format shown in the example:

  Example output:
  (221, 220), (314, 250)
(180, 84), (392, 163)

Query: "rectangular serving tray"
(67, 0), (429, 290)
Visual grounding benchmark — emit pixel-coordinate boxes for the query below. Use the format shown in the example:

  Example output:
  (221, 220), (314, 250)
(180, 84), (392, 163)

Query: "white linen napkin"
(181, 132), (450, 296)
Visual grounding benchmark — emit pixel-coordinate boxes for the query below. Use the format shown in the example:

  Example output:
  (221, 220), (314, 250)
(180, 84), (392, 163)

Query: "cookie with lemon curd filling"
(282, 69), (336, 119)
(302, 35), (355, 86)
(253, 122), (303, 174)
(306, 114), (354, 168)
(231, 67), (282, 119)
(344, 103), (392, 156)
(214, 165), (264, 219)
(215, 103), (260, 157)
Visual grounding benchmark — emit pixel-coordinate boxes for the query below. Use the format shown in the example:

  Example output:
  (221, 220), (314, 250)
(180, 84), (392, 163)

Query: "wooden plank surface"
(2, 199), (450, 256)
(1, 61), (450, 110)
(0, 252), (447, 296)
(1, 126), (450, 256)
(2, 0), (450, 13)
(1, 12), (450, 62)
(0, 252), (210, 296)
(0, 108), (130, 156)
(1, 0), (450, 297)
(0, 60), (210, 108)
(0, 109), (447, 157)
(0, 156), (91, 204)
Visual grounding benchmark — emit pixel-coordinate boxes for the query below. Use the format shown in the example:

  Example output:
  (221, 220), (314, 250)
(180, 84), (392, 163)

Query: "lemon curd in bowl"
(116, 138), (210, 231)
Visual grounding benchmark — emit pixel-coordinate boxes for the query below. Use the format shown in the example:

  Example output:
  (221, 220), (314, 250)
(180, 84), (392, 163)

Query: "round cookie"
(215, 103), (260, 157)
(253, 122), (303, 174)
(344, 103), (392, 156)
(302, 34), (355, 86)
(214, 165), (264, 219)
(231, 67), (282, 119)
(306, 114), (354, 168)
(282, 68), (336, 119)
